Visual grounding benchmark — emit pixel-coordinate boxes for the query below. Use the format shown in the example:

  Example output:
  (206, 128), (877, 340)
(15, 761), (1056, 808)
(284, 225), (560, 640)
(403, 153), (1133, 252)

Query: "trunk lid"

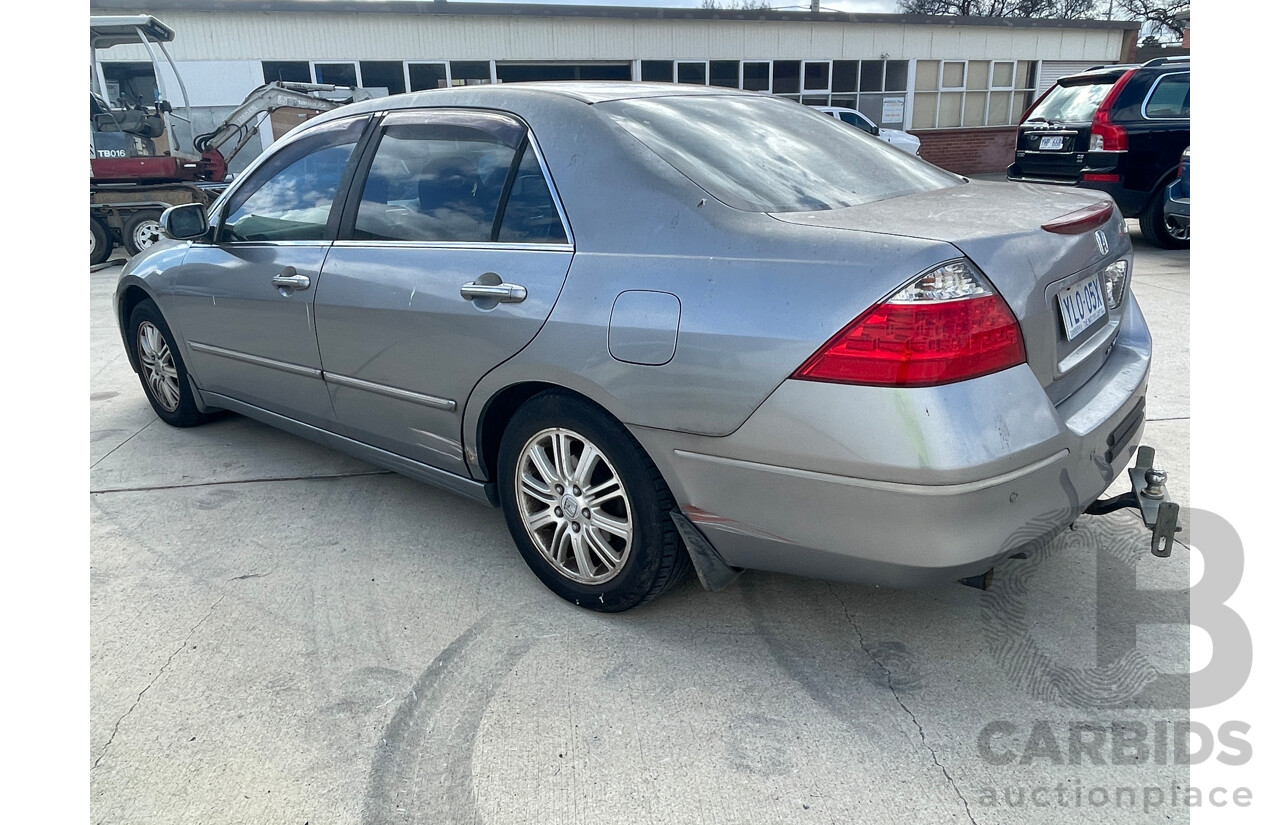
(770, 179), (1133, 403)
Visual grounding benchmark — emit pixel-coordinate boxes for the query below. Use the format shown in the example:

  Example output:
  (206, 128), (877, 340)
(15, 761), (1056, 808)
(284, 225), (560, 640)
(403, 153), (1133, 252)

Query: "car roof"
(396, 81), (760, 107)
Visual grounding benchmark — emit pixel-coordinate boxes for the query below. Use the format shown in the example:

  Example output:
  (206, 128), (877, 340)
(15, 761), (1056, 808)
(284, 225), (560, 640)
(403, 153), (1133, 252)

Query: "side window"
(1144, 73), (1190, 119)
(840, 112), (875, 134)
(222, 117), (366, 242)
(497, 145), (568, 244)
(353, 111), (523, 243)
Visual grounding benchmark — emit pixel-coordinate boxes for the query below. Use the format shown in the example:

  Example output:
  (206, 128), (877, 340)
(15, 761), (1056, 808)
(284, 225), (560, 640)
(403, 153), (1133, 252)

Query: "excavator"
(90, 15), (371, 263)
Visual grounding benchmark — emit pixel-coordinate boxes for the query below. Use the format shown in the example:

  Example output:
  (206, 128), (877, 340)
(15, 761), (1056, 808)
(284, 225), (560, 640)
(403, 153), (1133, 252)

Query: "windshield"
(1026, 79), (1116, 124)
(599, 95), (958, 213)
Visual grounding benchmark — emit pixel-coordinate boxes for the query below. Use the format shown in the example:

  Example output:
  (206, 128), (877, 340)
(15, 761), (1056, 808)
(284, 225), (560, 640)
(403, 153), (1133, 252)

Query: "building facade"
(90, 0), (1139, 174)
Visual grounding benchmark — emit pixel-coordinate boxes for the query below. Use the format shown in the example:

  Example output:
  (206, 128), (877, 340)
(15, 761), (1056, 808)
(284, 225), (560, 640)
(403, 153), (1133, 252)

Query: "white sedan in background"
(816, 106), (922, 156)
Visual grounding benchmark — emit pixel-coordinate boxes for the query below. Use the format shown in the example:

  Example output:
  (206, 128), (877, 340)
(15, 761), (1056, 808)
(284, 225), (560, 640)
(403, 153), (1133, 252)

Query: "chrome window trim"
(1140, 71), (1190, 121)
(189, 341), (322, 378)
(330, 240), (571, 252)
(324, 372), (456, 411)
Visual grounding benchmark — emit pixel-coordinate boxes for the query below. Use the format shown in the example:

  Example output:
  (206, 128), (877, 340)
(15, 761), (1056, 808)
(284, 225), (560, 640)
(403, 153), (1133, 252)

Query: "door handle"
(272, 266), (311, 291)
(460, 281), (527, 303)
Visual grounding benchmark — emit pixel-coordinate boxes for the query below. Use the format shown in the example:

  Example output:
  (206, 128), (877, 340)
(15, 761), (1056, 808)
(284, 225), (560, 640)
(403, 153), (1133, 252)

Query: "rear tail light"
(792, 260), (1026, 388)
(1088, 69), (1136, 152)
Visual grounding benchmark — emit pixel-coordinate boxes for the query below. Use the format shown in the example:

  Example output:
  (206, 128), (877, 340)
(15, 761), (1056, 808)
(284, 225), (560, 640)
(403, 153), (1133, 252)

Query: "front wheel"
(497, 392), (689, 612)
(1139, 191), (1189, 250)
(127, 300), (214, 427)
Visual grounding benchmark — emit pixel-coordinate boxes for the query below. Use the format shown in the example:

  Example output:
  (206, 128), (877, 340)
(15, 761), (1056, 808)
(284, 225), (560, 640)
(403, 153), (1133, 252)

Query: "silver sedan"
(116, 83), (1151, 611)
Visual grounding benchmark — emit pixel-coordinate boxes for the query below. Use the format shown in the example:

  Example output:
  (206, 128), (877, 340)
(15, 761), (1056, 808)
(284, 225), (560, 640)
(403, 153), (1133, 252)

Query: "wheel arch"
(469, 379), (649, 496)
(117, 284), (158, 373)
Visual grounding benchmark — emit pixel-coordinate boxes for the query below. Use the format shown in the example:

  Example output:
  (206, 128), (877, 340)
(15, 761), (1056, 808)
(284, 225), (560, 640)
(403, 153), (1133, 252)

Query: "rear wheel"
(1139, 191), (1189, 250)
(127, 299), (214, 427)
(124, 211), (164, 256)
(90, 217), (112, 265)
(497, 391), (689, 612)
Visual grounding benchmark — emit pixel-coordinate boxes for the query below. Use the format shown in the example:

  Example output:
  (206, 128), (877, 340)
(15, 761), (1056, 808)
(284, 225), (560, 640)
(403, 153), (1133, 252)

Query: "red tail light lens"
(793, 261), (1026, 388)
(1088, 69), (1136, 152)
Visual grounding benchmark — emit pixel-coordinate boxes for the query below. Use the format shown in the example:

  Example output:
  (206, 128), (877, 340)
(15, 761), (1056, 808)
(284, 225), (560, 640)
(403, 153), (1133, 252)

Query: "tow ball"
(1083, 445), (1182, 557)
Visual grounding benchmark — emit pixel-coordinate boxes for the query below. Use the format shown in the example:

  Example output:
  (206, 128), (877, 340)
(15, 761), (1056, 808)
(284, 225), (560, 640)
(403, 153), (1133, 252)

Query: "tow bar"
(1083, 445), (1182, 557)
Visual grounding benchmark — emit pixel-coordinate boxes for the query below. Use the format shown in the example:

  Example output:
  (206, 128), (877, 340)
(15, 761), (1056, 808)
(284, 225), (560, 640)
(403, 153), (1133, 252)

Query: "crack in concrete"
(89, 469), (394, 495)
(90, 419), (156, 470)
(827, 583), (979, 825)
(92, 593), (227, 770)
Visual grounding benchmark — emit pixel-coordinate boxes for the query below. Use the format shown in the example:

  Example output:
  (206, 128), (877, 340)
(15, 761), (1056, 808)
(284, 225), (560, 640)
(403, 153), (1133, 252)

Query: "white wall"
(98, 10), (1128, 64)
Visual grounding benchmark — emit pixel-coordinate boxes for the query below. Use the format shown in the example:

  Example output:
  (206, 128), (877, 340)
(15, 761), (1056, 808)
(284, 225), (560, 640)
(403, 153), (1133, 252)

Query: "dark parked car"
(1163, 146), (1189, 240)
(1007, 57), (1189, 249)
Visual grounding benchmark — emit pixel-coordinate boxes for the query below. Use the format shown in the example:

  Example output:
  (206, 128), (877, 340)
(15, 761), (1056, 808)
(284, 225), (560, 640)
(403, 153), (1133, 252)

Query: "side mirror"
(872, 125), (881, 136)
(160, 203), (209, 241)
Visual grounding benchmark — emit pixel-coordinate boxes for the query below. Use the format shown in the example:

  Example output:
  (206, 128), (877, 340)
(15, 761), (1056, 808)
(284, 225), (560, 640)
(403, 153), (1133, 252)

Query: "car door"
(165, 115), (370, 427)
(314, 109), (573, 475)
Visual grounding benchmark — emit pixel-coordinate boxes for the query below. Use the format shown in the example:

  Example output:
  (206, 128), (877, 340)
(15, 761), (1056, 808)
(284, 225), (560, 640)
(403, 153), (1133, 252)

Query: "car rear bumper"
(634, 291), (1153, 587)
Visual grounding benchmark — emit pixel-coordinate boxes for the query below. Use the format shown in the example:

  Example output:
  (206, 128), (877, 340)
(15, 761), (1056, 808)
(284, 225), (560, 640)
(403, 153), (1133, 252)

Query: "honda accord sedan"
(116, 83), (1151, 612)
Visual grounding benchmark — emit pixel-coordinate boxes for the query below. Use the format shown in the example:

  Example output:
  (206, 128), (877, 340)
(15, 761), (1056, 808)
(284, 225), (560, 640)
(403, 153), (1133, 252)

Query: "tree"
(1111, 0), (1189, 39)
(896, 0), (1098, 16)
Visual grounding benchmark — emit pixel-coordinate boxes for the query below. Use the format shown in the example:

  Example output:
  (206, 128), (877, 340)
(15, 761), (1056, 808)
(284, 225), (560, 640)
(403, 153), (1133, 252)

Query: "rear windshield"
(1026, 78), (1116, 124)
(598, 95), (958, 213)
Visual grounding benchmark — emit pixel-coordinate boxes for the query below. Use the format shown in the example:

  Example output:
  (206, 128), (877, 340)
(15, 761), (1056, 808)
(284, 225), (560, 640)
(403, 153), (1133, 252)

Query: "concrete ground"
(91, 224), (1191, 824)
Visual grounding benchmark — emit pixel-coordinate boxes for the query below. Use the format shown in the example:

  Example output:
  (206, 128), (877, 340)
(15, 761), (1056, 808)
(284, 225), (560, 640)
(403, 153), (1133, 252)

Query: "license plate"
(1039, 135), (1064, 150)
(1057, 276), (1107, 341)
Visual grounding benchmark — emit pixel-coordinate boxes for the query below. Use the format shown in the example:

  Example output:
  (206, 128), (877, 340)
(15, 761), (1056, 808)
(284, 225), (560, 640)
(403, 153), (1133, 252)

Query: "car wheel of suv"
(1139, 192), (1189, 250)
(127, 299), (214, 427)
(497, 391), (689, 612)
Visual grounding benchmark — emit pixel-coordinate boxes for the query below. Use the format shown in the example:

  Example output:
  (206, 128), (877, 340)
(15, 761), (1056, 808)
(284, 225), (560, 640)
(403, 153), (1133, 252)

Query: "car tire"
(127, 299), (214, 428)
(1139, 191), (1189, 250)
(91, 217), (113, 266)
(497, 391), (690, 612)
(123, 211), (165, 256)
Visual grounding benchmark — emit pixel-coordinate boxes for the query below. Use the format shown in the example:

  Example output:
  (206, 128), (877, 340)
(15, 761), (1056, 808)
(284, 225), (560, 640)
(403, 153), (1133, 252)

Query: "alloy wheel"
(515, 427), (633, 584)
(136, 321), (181, 412)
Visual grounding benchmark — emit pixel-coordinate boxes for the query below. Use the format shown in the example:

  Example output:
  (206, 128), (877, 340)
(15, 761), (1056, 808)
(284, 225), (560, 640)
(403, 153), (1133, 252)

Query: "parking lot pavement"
(91, 235), (1191, 824)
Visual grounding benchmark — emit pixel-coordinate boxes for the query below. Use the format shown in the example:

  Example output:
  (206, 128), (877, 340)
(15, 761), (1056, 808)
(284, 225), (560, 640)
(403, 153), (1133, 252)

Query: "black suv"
(1007, 57), (1190, 248)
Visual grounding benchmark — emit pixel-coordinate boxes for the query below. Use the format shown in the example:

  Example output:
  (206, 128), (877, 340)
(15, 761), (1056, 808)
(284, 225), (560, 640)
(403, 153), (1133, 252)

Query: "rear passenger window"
(1143, 73), (1190, 119)
(354, 115), (519, 243)
(498, 146), (568, 244)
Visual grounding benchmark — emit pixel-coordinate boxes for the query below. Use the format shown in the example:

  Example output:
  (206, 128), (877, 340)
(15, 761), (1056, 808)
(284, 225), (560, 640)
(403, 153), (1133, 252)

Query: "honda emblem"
(1095, 229), (1109, 256)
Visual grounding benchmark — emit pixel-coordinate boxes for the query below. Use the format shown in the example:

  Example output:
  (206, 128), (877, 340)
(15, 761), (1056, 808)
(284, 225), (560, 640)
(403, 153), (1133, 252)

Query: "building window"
(913, 59), (1037, 129)
(315, 62), (358, 87)
(450, 61), (492, 86)
(742, 61), (770, 92)
(677, 61), (708, 85)
(359, 61), (407, 96)
(803, 61), (830, 93)
(710, 61), (740, 88)
(408, 62), (448, 91)
(772, 60), (800, 97)
(641, 61), (673, 82)
(262, 61), (310, 84)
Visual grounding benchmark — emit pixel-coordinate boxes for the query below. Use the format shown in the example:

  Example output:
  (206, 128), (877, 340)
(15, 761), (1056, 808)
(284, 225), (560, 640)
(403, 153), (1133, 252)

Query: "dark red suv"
(1007, 57), (1190, 248)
